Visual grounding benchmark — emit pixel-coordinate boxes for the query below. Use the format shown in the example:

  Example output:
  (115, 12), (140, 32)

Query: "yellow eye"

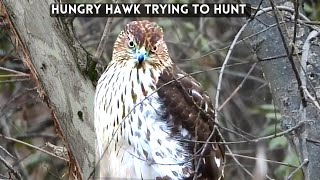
(128, 40), (134, 48)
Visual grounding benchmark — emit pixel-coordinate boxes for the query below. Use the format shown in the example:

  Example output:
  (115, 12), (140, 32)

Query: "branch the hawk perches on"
(94, 20), (225, 180)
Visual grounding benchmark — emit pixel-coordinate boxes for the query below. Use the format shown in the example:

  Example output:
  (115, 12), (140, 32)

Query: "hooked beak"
(136, 47), (148, 64)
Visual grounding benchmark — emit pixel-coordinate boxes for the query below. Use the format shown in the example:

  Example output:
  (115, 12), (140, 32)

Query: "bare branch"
(0, 154), (22, 180)
(217, 128), (253, 177)
(94, 0), (117, 62)
(0, 134), (68, 162)
(0, 145), (16, 160)
(302, 86), (320, 111)
(225, 152), (298, 168)
(219, 63), (257, 110)
(94, 17), (113, 61)
(0, 66), (29, 76)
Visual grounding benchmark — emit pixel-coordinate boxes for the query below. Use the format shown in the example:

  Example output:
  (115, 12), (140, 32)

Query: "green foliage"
(275, 150), (303, 180)
(304, 3), (313, 14)
(268, 136), (288, 150)
(304, 2), (320, 21)
(259, 123), (281, 136)
(251, 104), (281, 123)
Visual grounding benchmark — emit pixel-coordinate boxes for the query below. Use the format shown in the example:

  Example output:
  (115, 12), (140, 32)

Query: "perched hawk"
(94, 20), (225, 180)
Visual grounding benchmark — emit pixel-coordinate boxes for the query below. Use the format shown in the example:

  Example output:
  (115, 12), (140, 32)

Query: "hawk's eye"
(128, 40), (135, 48)
(151, 45), (157, 52)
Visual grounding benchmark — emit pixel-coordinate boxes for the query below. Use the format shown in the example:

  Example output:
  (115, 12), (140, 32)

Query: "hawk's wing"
(156, 65), (225, 180)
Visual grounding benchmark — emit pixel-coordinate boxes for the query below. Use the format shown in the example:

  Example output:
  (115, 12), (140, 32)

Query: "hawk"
(94, 20), (225, 180)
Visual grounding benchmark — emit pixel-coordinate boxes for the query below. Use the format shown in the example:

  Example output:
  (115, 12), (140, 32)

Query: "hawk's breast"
(94, 62), (193, 179)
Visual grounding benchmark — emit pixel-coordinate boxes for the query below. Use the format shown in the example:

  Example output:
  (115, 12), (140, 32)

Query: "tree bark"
(244, 0), (320, 179)
(1, 0), (96, 178)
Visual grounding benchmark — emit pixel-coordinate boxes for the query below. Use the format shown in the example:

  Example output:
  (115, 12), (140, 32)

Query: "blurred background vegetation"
(0, 0), (319, 179)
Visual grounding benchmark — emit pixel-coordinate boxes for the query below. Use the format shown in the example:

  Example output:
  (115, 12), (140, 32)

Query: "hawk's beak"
(136, 47), (148, 64)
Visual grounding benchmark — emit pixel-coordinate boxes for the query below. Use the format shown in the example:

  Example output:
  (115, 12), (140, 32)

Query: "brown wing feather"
(156, 65), (225, 180)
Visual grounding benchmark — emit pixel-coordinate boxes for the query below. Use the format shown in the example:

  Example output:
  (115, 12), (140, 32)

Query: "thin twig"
(94, 0), (117, 61)
(0, 78), (30, 84)
(225, 152), (298, 168)
(217, 128), (253, 177)
(0, 145), (16, 159)
(0, 154), (23, 180)
(287, 158), (308, 180)
(1, 114), (29, 179)
(186, 53), (292, 78)
(218, 63), (257, 110)
(193, 127), (216, 180)
(301, 86), (320, 111)
(0, 173), (8, 179)
(288, 0), (300, 60)
(94, 17), (113, 61)
(299, 20), (320, 25)
(0, 66), (29, 76)
(15, 133), (57, 140)
(181, 120), (306, 145)
(0, 134), (68, 162)
(216, 122), (253, 141)
(0, 88), (36, 118)
(306, 138), (320, 145)
(252, 120), (306, 143)
(0, 74), (29, 78)
(223, 69), (265, 84)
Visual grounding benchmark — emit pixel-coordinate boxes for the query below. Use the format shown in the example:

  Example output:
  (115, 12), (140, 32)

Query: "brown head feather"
(112, 20), (171, 69)
(125, 20), (163, 51)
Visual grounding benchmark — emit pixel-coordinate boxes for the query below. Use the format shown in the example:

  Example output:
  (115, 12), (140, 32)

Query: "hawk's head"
(112, 20), (172, 68)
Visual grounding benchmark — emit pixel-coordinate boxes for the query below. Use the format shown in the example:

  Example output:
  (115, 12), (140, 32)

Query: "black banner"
(50, 3), (251, 17)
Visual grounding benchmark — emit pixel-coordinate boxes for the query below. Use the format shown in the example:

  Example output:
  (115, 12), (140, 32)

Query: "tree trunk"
(1, 0), (96, 178)
(244, 0), (320, 179)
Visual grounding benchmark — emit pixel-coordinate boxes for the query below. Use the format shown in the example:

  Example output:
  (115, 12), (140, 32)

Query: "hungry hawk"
(94, 20), (225, 180)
